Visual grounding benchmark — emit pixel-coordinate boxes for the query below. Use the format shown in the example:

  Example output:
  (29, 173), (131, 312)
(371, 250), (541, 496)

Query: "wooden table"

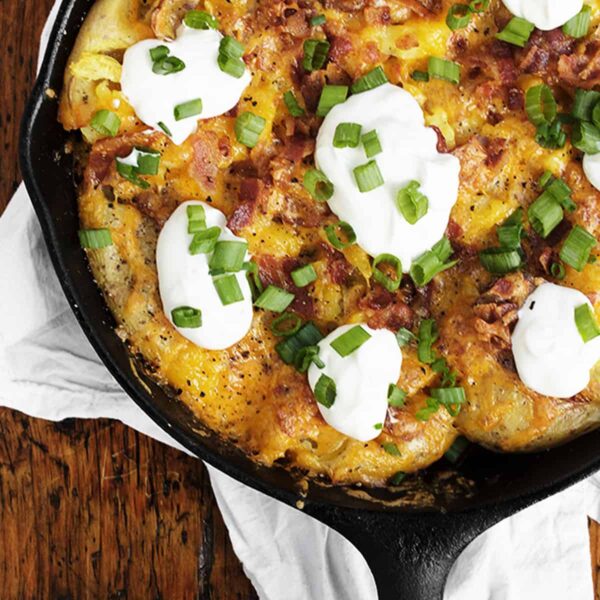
(1, 1), (598, 598)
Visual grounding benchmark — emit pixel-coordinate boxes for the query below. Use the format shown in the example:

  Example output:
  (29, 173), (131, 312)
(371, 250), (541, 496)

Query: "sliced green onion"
(592, 103), (600, 131)
(539, 170), (554, 189)
(174, 98), (203, 121)
(446, 4), (471, 31)
(243, 261), (264, 300)
(417, 319), (438, 365)
(445, 436), (470, 464)
(284, 91), (305, 117)
(324, 221), (356, 249)
(314, 374), (336, 408)
(388, 384), (407, 408)
(115, 161), (150, 189)
(382, 442), (401, 456)
(270, 312), (303, 337)
(276, 322), (323, 364)
(389, 471), (406, 485)
(333, 122), (362, 148)
(353, 160), (384, 192)
(78, 228), (113, 249)
(410, 237), (457, 287)
(563, 6), (591, 39)
(152, 55), (186, 75)
(469, 0), (489, 12)
(90, 110), (121, 137)
(291, 264), (317, 287)
(411, 70), (430, 82)
(187, 204), (207, 233)
(304, 168), (334, 201)
(528, 193), (564, 238)
(479, 247), (523, 274)
(396, 327), (415, 347)
(396, 181), (428, 225)
(171, 306), (202, 328)
(149, 45), (169, 62)
(535, 119), (567, 149)
(525, 84), (557, 126)
(572, 121), (600, 154)
(189, 226), (220, 255)
(295, 345), (325, 373)
(497, 208), (524, 249)
(361, 130), (382, 158)
(372, 254), (403, 292)
(303, 39), (330, 72)
(545, 178), (576, 212)
(213, 274), (244, 305)
(316, 85), (349, 117)
(572, 89), (600, 121)
(575, 303), (600, 343)
(432, 357), (457, 387)
(184, 10), (219, 30)
(550, 260), (566, 280)
(311, 14), (326, 26)
(330, 325), (371, 357)
(254, 285), (295, 313)
(428, 57), (461, 84)
(496, 16), (534, 47)
(209, 240), (248, 272)
(415, 397), (441, 421)
(218, 36), (246, 79)
(235, 112), (266, 148)
(560, 225), (597, 271)
(135, 149), (161, 175)
(220, 35), (244, 59)
(351, 66), (388, 94)
(431, 386), (466, 417)
(157, 121), (172, 137)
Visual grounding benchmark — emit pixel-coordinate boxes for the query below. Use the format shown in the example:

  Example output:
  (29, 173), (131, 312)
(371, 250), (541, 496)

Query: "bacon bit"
(228, 202), (256, 234)
(507, 87), (524, 111)
(190, 131), (221, 191)
(431, 126), (449, 153)
(538, 247), (553, 274)
(398, 0), (442, 16)
(282, 135), (315, 162)
(323, 0), (366, 11)
(322, 245), (354, 285)
(358, 287), (414, 331)
(395, 34), (419, 51)
(558, 39), (600, 89)
(363, 41), (381, 64)
(284, 11), (310, 38)
(478, 136), (507, 168)
(239, 177), (264, 203)
(132, 190), (178, 228)
(517, 29), (576, 78)
(446, 219), (463, 242)
(300, 71), (325, 112)
(218, 135), (231, 158)
(364, 6), (391, 25)
(329, 36), (353, 64)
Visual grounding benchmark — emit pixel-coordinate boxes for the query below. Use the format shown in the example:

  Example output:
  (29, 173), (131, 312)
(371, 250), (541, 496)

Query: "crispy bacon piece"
(227, 178), (266, 233)
(190, 131), (225, 191)
(359, 286), (414, 331)
(516, 29), (576, 80)
(329, 36), (353, 64)
(558, 39), (600, 89)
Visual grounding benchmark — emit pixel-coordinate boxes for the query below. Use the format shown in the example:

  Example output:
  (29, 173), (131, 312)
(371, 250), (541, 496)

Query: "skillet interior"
(19, 0), (600, 597)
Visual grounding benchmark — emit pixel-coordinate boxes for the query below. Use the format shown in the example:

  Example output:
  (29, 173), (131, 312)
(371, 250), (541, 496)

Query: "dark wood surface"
(1, 1), (598, 598)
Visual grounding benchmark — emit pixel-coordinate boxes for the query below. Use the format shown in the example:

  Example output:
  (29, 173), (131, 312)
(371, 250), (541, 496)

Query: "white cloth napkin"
(1, 4), (599, 598)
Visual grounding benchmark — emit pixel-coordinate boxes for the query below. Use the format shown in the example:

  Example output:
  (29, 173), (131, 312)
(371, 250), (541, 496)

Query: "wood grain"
(1, 0), (598, 598)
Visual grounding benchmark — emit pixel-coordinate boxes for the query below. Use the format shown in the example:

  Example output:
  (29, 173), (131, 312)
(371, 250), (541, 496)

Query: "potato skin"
(63, 0), (600, 485)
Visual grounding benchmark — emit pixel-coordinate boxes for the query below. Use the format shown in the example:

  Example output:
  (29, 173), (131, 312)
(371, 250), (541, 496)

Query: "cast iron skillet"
(19, 1), (600, 597)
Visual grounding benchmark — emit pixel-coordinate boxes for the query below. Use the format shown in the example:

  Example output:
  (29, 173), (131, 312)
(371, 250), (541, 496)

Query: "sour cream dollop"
(501, 0), (583, 31)
(307, 324), (402, 441)
(511, 282), (600, 398)
(121, 26), (251, 145)
(315, 84), (460, 271)
(156, 201), (253, 350)
(583, 152), (600, 192)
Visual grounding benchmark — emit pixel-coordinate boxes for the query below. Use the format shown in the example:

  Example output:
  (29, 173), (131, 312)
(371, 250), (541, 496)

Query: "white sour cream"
(121, 26), (251, 145)
(511, 282), (600, 398)
(501, 0), (583, 31)
(315, 84), (460, 271)
(156, 201), (253, 350)
(307, 324), (402, 441)
(583, 152), (600, 192)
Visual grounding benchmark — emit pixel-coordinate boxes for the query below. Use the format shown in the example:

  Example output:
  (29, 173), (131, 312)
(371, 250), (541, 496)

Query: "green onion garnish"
(184, 10), (219, 29)
(213, 274), (244, 305)
(372, 254), (403, 292)
(431, 386), (466, 417)
(559, 225), (597, 271)
(90, 110), (121, 137)
(411, 70), (430, 82)
(152, 54), (186, 75)
(316, 85), (349, 117)
(446, 4), (471, 31)
(330, 325), (371, 357)
(525, 84), (557, 127)
(417, 319), (438, 364)
(479, 247), (523, 275)
(351, 66), (388, 94)
(157, 121), (172, 137)
(284, 91), (305, 117)
(310, 14), (326, 27)
(187, 204), (207, 233)
(291, 264), (317, 287)
(361, 130), (382, 158)
(333, 122), (362, 148)
(270, 312), (303, 337)
(353, 160), (384, 192)
(241, 261), (260, 299)
(545, 178), (576, 212)
(528, 193), (564, 238)
(572, 89), (600, 121)
(469, 0), (489, 11)
(235, 112), (266, 148)
(396, 181), (428, 225)
(389, 471), (406, 485)
(410, 237), (457, 287)
(432, 357), (457, 387)
(218, 36), (246, 79)
(428, 57), (461, 85)
(135, 149), (161, 175)
(115, 160), (150, 189)
(496, 208), (524, 249)
(189, 226), (220, 255)
(572, 121), (600, 154)
(563, 5), (591, 38)
(382, 442), (401, 456)
(396, 327), (415, 347)
(387, 384), (407, 408)
(174, 98), (203, 121)
(304, 168), (334, 201)
(314, 374), (336, 408)
(496, 16), (534, 47)
(150, 45), (169, 62)
(415, 397), (441, 421)
(324, 221), (356, 249)
(303, 39), (330, 72)
(209, 240), (248, 272)
(550, 261), (566, 280)
(445, 436), (470, 464)
(171, 306), (202, 328)
(78, 228), (113, 249)
(574, 303), (600, 343)
(254, 285), (295, 313)
(535, 119), (567, 149)
(295, 345), (325, 373)
(220, 35), (244, 59)
(276, 322), (323, 364)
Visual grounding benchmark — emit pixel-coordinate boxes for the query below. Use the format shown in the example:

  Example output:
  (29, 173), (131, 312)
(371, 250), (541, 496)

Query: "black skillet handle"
(308, 505), (506, 600)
